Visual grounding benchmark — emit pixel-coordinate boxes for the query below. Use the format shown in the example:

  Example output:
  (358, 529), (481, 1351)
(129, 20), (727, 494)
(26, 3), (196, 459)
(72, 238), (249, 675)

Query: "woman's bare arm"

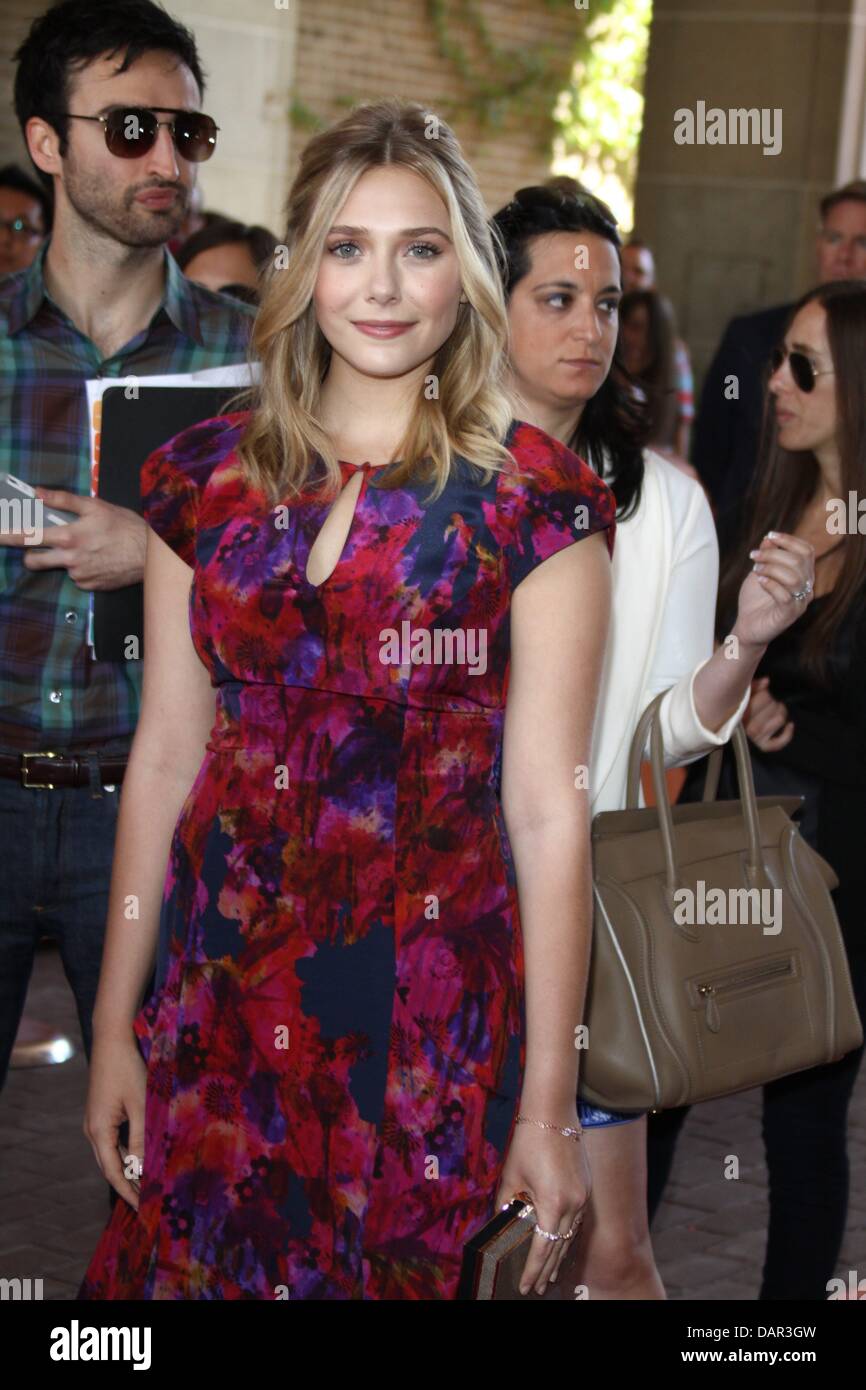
(91, 529), (216, 1042)
(500, 530), (611, 1114)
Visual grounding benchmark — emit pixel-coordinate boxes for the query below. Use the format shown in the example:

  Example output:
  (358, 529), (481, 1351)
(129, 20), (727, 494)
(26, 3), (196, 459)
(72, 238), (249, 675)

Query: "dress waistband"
(206, 681), (503, 752)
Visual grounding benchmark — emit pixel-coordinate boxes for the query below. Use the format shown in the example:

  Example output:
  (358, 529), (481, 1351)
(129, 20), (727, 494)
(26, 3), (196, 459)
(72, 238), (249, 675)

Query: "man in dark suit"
(693, 180), (866, 515)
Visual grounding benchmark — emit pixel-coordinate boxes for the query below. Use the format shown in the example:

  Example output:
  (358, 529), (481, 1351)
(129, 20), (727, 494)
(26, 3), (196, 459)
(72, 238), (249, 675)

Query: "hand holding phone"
(0, 472), (79, 547)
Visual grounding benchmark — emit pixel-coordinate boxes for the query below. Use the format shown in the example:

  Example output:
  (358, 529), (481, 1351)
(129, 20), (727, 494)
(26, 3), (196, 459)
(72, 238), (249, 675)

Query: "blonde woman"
(492, 183), (816, 1298)
(78, 102), (615, 1301)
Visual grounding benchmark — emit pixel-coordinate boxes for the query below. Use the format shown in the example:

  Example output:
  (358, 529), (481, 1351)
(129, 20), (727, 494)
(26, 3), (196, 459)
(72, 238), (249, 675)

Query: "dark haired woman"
(649, 280), (866, 1300)
(619, 288), (690, 462)
(491, 181), (817, 1298)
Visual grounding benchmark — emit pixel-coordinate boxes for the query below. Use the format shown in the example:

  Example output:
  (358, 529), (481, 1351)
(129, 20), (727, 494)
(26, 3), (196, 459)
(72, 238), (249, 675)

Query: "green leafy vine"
(423, 0), (618, 145)
(289, 0), (621, 154)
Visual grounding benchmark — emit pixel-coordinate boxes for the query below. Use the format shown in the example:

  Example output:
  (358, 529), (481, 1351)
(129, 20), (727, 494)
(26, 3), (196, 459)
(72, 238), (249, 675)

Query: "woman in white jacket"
(492, 183), (816, 1298)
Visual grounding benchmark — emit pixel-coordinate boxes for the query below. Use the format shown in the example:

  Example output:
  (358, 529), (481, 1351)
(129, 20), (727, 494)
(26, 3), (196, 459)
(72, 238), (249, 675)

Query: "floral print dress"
(77, 413), (615, 1300)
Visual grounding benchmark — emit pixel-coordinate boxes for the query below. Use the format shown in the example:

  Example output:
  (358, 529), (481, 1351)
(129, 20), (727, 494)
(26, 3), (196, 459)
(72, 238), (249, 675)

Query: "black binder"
(93, 384), (244, 661)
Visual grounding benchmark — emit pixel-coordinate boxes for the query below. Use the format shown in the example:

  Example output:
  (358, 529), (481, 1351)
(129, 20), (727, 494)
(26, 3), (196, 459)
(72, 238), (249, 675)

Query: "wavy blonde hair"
(233, 98), (522, 506)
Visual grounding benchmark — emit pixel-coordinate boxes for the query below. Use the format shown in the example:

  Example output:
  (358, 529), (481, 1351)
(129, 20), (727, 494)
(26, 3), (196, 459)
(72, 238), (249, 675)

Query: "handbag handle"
(628, 707), (738, 804)
(625, 690), (768, 904)
(701, 747), (723, 802)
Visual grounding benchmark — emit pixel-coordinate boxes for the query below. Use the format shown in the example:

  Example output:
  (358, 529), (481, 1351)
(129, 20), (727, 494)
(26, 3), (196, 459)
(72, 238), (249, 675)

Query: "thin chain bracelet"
(516, 1114), (583, 1141)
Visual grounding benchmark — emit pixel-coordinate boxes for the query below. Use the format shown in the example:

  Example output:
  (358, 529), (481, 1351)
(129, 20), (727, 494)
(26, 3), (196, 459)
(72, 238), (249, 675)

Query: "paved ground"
(1, 942), (864, 1300)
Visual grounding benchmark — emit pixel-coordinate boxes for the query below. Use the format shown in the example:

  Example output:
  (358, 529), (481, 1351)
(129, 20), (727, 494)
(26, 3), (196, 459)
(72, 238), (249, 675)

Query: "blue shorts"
(578, 1100), (645, 1128)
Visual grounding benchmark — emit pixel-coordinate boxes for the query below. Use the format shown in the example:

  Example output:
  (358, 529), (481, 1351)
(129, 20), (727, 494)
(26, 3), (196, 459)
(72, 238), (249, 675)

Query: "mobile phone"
(0, 472), (79, 545)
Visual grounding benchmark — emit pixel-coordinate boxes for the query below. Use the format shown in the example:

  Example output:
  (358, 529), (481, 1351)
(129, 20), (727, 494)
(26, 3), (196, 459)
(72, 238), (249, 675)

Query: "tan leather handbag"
(578, 691), (864, 1113)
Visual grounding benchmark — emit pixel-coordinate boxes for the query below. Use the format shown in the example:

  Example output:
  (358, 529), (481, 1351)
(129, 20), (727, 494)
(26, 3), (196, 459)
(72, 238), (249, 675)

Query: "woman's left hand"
(744, 676), (794, 752)
(493, 1115), (591, 1296)
(732, 531), (816, 648)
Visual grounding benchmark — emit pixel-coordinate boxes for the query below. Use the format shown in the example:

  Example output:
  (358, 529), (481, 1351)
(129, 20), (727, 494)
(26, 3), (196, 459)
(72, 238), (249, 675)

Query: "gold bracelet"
(516, 1114), (583, 1141)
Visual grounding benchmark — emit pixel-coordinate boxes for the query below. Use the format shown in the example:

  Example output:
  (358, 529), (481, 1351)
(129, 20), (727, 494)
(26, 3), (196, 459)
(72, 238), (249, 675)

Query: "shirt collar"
(7, 240), (205, 347)
(162, 245), (204, 345)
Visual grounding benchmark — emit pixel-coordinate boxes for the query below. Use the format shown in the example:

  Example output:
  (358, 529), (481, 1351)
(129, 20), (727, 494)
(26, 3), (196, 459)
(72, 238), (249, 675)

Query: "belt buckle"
(21, 750), (61, 789)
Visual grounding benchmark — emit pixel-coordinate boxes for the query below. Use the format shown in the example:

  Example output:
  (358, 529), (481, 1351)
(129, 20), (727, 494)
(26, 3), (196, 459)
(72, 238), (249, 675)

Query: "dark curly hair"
(491, 178), (648, 520)
(14, 0), (205, 190)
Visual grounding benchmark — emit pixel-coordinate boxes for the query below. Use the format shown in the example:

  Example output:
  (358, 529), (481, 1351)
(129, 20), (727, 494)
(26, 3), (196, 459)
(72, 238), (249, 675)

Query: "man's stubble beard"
(61, 148), (189, 250)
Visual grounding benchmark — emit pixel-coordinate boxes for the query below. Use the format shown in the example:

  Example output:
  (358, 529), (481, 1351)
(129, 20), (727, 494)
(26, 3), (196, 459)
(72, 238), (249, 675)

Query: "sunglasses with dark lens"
(769, 344), (835, 393)
(63, 107), (219, 162)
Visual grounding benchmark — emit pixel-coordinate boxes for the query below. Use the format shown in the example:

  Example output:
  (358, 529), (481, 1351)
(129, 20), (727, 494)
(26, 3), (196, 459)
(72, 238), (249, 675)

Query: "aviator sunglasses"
(769, 343), (835, 393)
(61, 106), (219, 162)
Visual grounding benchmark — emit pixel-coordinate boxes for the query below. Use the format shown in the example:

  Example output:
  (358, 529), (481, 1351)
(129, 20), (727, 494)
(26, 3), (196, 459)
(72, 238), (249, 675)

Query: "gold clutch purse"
(457, 1193), (583, 1300)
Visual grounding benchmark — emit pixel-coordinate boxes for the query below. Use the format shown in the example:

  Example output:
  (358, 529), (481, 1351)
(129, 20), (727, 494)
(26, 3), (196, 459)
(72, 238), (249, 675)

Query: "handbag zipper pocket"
(692, 956), (797, 1033)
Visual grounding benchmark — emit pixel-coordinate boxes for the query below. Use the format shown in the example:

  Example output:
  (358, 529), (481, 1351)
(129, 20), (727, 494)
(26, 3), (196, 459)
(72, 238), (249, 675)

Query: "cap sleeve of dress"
(499, 425), (616, 593)
(139, 412), (248, 568)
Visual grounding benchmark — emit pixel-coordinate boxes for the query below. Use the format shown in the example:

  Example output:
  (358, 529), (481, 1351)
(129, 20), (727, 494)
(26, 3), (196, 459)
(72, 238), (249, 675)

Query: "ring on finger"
(791, 578), (813, 602)
(533, 1213), (583, 1242)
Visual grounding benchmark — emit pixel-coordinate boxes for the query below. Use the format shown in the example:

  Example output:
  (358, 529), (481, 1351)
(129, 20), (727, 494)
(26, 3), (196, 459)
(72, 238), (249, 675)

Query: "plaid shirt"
(0, 242), (254, 751)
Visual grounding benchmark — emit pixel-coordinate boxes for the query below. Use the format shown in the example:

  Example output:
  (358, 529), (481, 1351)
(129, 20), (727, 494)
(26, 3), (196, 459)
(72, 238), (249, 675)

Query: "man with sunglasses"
(0, 0), (254, 1095)
(692, 179), (866, 517)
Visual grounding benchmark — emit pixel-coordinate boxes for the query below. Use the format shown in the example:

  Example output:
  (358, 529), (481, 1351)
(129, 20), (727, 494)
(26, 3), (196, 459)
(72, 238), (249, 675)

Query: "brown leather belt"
(0, 749), (129, 789)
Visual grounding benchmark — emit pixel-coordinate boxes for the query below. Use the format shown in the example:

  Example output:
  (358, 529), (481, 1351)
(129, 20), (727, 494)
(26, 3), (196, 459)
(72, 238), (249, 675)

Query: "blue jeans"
(0, 743), (130, 1093)
(578, 1100), (643, 1128)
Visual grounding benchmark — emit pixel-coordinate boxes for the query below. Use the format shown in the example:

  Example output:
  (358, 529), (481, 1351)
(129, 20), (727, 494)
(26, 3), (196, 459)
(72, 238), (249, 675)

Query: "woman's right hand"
(744, 676), (794, 753)
(732, 532), (816, 649)
(83, 1032), (147, 1211)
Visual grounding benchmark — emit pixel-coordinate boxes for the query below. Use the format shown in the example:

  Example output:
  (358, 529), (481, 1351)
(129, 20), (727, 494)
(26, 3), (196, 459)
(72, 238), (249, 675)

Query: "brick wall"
(0, 0), (45, 170)
(293, 0), (583, 213)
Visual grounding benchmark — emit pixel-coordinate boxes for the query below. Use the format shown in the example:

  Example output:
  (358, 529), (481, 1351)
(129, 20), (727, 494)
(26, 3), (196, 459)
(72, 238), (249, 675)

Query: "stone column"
(632, 0), (859, 384)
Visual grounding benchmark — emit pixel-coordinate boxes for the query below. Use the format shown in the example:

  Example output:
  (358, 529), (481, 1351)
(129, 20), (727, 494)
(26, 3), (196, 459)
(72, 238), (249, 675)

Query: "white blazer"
(590, 449), (749, 815)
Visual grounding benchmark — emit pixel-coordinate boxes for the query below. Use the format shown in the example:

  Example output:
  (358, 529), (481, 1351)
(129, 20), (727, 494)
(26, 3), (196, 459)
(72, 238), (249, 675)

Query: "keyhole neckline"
(302, 460), (377, 591)
(337, 458), (399, 471)
(302, 455), (405, 590)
